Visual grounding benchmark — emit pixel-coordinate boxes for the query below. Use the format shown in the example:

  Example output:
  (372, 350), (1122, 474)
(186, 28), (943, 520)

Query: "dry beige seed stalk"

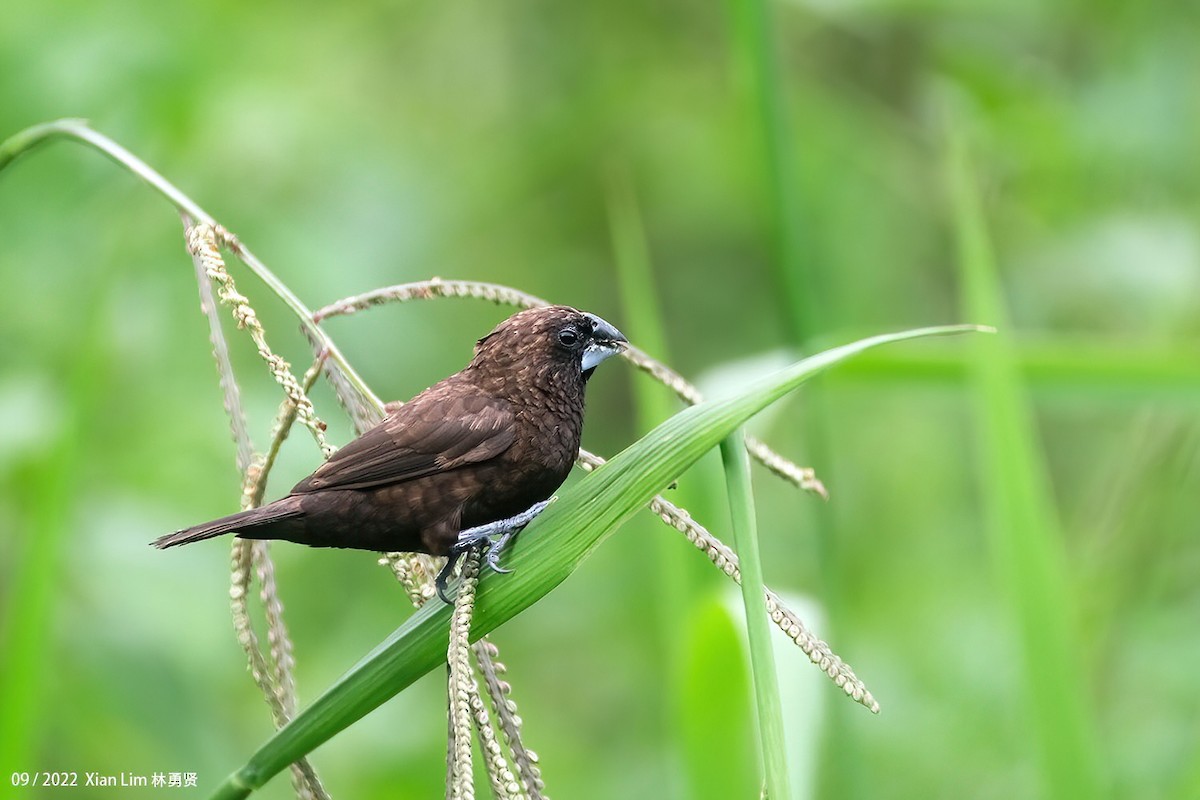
(186, 218), (330, 799)
(448, 548), (483, 800)
(471, 672), (523, 800)
(185, 221), (333, 458)
(474, 641), (546, 799)
(253, 542), (297, 718)
(229, 477), (332, 800)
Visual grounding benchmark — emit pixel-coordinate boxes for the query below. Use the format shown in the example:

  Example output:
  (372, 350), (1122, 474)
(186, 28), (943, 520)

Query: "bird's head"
(472, 305), (627, 384)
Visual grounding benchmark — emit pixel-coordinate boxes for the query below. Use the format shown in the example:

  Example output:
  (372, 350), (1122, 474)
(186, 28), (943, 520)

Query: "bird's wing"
(291, 392), (516, 493)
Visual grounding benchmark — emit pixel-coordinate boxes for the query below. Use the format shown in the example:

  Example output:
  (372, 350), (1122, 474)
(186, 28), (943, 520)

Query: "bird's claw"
(434, 559), (457, 604)
(484, 533), (514, 574)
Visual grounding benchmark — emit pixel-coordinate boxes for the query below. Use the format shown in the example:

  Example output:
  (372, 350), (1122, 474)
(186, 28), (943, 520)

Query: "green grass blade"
(721, 427), (791, 800)
(944, 103), (1104, 797)
(802, 340), (1200, 397)
(206, 323), (986, 799)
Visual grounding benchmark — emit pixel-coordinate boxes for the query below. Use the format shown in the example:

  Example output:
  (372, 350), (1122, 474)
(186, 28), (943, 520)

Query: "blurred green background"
(1, 1), (1197, 798)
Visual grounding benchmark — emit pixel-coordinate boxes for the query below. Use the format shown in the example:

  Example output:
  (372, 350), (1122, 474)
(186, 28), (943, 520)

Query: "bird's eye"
(558, 328), (580, 347)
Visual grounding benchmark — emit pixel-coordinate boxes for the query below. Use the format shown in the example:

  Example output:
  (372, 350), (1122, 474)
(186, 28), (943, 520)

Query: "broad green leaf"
(678, 597), (755, 800)
(206, 323), (987, 799)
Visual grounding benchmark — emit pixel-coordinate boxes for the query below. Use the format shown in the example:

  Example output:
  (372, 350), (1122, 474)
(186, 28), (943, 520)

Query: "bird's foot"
(435, 499), (553, 603)
(470, 498), (552, 575)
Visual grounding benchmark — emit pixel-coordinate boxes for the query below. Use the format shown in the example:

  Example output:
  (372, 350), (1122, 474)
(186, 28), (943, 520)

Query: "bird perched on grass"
(153, 305), (627, 600)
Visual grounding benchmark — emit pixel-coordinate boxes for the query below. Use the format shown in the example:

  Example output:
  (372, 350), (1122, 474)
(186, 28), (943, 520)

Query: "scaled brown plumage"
(153, 306), (626, 567)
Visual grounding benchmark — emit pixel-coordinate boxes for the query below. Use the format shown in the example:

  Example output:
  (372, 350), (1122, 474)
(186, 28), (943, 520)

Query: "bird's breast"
(515, 404), (582, 471)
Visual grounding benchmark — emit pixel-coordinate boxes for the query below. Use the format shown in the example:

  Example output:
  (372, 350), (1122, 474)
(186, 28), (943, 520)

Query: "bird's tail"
(152, 496), (304, 549)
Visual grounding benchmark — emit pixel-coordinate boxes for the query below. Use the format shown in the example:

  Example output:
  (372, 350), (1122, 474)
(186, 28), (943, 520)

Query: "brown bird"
(153, 305), (627, 599)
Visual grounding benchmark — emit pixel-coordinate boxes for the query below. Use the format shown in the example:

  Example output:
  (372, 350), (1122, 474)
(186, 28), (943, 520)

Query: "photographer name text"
(10, 771), (198, 789)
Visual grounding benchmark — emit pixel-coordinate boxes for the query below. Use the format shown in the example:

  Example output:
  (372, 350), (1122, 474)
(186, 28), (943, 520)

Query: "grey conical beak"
(581, 313), (627, 371)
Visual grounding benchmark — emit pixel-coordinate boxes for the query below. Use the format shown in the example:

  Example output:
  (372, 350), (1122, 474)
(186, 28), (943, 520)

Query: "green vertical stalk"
(720, 427), (791, 800)
(606, 165), (672, 383)
(606, 165), (697, 603)
(606, 165), (693, 796)
(944, 100), (1103, 798)
(728, 0), (811, 339)
(0, 420), (78, 790)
